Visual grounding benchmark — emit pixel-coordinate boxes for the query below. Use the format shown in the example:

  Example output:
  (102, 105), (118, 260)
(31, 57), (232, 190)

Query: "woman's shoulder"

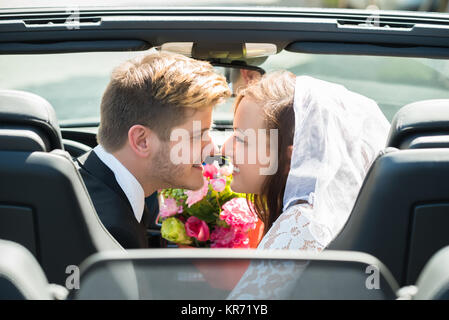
(277, 201), (315, 226)
(257, 202), (322, 250)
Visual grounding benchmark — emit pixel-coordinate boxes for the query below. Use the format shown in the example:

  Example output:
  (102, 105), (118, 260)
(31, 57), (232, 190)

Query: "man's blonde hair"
(98, 51), (231, 151)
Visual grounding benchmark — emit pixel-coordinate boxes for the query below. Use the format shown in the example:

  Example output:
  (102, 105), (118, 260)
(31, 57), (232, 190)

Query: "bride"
(220, 71), (390, 299)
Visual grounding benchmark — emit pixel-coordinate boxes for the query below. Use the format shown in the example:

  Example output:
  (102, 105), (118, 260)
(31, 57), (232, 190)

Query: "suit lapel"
(140, 204), (150, 228)
(77, 150), (134, 214)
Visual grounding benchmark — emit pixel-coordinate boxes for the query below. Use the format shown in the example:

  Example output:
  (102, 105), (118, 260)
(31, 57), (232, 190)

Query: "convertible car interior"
(1, 3), (449, 300)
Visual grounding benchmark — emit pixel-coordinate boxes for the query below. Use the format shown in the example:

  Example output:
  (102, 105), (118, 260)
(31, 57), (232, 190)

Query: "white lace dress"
(228, 200), (332, 300)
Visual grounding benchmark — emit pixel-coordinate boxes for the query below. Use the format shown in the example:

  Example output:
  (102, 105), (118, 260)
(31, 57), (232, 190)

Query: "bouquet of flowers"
(158, 160), (260, 248)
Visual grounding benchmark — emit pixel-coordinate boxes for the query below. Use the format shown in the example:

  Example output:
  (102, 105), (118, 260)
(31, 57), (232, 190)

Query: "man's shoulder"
(75, 150), (117, 196)
(75, 150), (147, 248)
(75, 151), (124, 215)
(76, 154), (131, 223)
(75, 149), (97, 171)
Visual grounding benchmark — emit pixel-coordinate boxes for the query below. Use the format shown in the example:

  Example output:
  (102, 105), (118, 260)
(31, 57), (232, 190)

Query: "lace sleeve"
(227, 203), (331, 300)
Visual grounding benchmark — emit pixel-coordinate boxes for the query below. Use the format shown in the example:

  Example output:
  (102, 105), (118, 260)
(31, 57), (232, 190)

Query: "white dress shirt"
(94, 144), (145, 223)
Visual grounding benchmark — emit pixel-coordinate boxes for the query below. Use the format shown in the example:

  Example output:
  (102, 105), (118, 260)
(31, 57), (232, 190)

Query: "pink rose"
(185, 216), (210, 242)
(159, 198), (182, 218)
(231, 230), (250, 248)
(220, 198), (258, 233)
(210, 227), (250, 248)
(211, 178), (226, 192)
(185, 177), (209, 207)
(219, 164), (233, 177)
(210, 226), (235, 248)
(203, 163), (219, 179)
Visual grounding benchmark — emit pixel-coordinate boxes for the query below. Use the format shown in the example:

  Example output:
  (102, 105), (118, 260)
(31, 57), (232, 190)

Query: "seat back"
(0, 240), (55, 300)
(71, 249), (399, 300)
(329, 147), (449, 285)
(414, 246), (449, 300)
(0, 90), (122, 285)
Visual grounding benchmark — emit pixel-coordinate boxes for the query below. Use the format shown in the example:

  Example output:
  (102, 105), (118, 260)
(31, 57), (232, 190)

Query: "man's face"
(150, 108), (216, 191)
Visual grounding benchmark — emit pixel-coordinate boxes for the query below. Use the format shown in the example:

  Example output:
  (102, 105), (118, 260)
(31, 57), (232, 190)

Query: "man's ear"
(128, 124), (154, 158)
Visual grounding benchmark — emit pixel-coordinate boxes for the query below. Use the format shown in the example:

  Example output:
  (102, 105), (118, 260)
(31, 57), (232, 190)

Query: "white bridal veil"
(228, 75), (390, 299)
(283, 75), (390, 243)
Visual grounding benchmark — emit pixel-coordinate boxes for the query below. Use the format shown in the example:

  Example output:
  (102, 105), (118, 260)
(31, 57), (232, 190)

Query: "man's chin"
(173, 170), (204, 191)
(187, 173), (205, 190)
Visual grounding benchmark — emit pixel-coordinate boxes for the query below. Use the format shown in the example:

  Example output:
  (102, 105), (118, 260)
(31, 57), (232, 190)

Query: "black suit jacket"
(76, 150), (153, 249)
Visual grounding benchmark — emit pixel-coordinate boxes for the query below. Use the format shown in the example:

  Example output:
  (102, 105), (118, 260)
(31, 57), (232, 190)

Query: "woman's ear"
(128, 124), (153, 158)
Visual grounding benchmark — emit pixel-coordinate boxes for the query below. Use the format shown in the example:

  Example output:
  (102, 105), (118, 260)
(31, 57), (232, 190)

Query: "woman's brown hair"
(233, 70), (296, 235)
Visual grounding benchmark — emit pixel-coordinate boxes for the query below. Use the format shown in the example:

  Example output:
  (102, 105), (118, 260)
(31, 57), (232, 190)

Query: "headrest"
(0, 90), (63, 151)
(387, 100), (449, 149)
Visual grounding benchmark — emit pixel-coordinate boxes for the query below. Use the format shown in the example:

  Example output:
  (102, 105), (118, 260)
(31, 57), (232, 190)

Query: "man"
(76, 51), (231, 249)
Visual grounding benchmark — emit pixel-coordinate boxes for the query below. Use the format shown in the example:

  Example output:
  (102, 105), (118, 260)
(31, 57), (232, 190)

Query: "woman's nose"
(220, 135), (234, 159)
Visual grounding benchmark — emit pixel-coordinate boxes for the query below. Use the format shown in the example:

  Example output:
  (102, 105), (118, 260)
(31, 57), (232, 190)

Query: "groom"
(76, 51), (231, 249)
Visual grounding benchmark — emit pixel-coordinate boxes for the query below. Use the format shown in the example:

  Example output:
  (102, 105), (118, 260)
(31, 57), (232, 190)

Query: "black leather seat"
(0, 90), (123, 285)
(330, 99), (449, 286)
(0, 244), (399, 300)
(62, 139), (92, 158)
(0, 90), (63, 152)
(71, 249), (399, 300)
(387, 99), (449, 149)
(413, 245), (449, 300)
(0, 239), (68, 300)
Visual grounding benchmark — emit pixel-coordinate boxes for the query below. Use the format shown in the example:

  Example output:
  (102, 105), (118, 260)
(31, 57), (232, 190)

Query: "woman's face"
(222, 97), (276, 194)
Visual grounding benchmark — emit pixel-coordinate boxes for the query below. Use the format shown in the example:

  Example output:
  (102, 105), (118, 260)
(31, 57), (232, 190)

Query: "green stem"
(215, 193), (222, 214)
(205, 197), (216, 210)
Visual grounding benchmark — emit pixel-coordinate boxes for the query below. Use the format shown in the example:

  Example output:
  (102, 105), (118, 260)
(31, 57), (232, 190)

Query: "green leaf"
(184, 201), (218, 223)
(215, 218), (230, 228)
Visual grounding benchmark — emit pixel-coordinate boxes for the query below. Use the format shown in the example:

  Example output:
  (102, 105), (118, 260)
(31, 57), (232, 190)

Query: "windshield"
(1, 50), (449, 125)
(1, 0), (449, 13)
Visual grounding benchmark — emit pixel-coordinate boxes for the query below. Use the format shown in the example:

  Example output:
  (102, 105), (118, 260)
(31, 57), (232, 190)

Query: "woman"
(221, 71), (390, 299)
